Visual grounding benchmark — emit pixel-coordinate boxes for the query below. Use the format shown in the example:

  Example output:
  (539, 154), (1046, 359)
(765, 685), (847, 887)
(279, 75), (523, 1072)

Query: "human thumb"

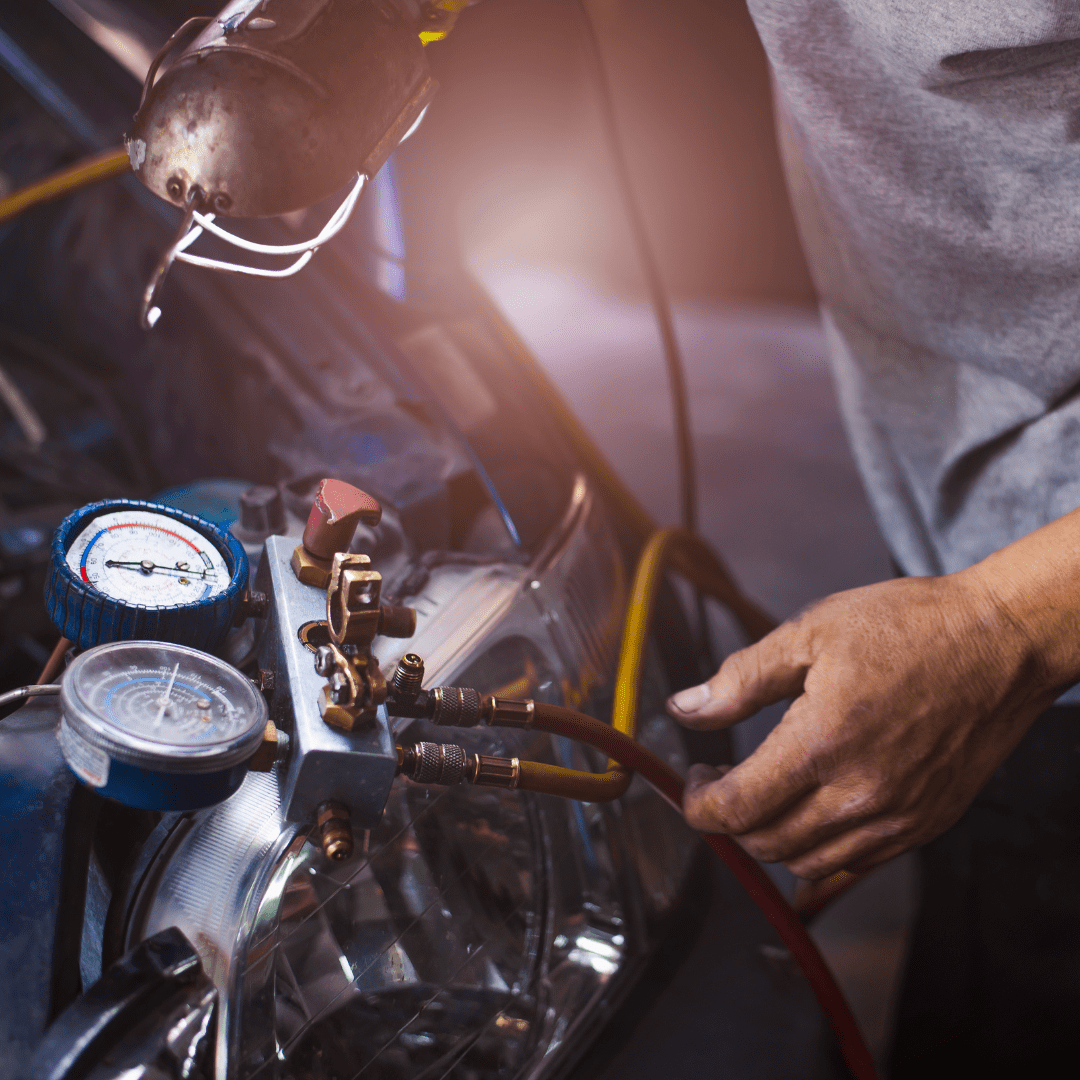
(666, 622), (808, 729)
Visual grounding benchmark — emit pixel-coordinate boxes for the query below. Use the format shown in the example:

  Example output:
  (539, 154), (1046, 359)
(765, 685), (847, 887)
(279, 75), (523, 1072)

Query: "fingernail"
(669, 683), (712, 715)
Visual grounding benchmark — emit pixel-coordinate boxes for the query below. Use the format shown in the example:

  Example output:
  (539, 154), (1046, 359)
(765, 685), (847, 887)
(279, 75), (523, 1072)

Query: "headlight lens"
(124, 480), (699, 1078)
(238, 780), (549, 1077)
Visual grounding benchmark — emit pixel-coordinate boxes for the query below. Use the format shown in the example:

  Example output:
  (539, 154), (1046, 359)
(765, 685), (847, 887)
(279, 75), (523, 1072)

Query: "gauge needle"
(154, 662), (179, 729)
(105, 559), (214, 580)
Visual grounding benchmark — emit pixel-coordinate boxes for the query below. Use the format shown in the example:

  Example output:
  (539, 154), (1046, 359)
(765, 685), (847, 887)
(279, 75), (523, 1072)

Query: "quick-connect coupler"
(396, 741), (469, 786)
(384, 650), (540, 731)
(384, 677), (485, 727)
(397, 742), (521, 790)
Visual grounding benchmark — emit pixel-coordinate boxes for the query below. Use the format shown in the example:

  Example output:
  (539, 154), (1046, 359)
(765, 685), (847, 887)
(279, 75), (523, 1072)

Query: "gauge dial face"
(65, 641), (265, 760)
(65, 509), (231, 609)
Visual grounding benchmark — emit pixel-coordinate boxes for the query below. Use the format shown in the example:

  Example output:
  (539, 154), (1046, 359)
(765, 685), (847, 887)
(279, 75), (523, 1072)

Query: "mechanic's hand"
(666, 562), (1078, 879)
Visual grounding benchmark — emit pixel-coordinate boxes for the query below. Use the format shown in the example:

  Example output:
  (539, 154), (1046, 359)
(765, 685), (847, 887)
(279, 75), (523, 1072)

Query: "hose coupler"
(484, 697), (535, 729)
(469, 754), (521, 789)
(397, 742), (521, 790)
(397, 741), (469, 786)
(429, 685), (482, 727)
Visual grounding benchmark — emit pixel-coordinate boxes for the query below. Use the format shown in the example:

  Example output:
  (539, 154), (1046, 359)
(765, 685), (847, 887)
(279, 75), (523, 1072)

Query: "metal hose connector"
(396, 743), (520, 790)
(0, 683), (61, 715)
(316, 801), (353, 862)
(429, 686), (481, 727)
(397, 742), (469, 786)
(391, 652), (425, 699)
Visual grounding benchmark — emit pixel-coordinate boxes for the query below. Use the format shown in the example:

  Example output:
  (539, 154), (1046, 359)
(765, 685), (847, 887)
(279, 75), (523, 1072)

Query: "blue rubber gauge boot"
(58, 640), (268, 810)
(44, 499), (248, 652)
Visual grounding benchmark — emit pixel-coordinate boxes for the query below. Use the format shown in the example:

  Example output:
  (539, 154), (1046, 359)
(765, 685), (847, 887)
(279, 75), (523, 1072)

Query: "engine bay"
(0, 7), (715, 1077)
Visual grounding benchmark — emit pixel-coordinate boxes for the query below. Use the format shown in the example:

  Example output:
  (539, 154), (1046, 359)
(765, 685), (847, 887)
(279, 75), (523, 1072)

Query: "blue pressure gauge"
(45, 499), (248, 652)
(59, 640), (267, 810)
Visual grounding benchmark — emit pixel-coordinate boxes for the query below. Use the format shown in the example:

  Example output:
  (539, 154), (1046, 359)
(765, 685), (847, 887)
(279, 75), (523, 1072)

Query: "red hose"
(528, 703), (879, 1080)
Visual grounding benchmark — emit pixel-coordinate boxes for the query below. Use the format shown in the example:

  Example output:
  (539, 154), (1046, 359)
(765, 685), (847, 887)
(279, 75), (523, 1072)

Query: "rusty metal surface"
(129, 0), (435, 217)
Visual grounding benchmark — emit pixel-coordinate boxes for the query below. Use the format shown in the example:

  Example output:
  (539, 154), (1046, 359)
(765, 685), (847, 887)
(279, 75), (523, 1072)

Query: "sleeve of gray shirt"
(746, 0), (1080, 585)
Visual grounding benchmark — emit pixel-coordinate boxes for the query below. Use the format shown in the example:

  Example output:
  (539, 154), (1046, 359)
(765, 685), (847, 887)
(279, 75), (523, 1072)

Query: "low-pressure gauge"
(59, 640), (268, 810)
(45, 499), (248, 651)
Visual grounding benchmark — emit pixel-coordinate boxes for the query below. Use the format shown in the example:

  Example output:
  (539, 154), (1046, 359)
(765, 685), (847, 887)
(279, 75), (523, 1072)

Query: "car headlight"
(120, 479), (699, 1079)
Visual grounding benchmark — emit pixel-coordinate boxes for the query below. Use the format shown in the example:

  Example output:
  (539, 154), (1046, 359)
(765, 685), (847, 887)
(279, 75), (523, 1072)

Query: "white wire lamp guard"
(140, 173), (368, 329)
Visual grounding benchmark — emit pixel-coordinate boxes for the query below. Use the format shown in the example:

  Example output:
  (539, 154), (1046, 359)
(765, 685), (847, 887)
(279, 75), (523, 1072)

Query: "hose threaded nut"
(487, 697), (535, 729)
(468, 754), (521, 790)
(399, 741), (468, 786)
(431, 686), (481, 727)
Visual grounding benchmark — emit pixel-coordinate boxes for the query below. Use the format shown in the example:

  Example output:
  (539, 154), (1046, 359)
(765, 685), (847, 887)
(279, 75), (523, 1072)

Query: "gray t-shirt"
(746, 1), (1080, 577)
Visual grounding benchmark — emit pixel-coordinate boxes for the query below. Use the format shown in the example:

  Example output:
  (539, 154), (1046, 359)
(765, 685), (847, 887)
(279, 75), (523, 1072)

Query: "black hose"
(573, 0), (697, 534)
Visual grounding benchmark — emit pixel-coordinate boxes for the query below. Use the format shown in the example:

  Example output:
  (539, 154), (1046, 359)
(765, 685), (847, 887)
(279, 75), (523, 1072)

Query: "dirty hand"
(666, 513), (1080, 879)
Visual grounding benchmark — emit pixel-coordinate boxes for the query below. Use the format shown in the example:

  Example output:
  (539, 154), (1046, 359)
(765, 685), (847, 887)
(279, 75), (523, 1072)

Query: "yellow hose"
(527, 527), (777, 802)
(517, 759), (632, 801)
(520, 529), (856, 922)
(0, 147), (130, 226)
(612, 527), (776, 740)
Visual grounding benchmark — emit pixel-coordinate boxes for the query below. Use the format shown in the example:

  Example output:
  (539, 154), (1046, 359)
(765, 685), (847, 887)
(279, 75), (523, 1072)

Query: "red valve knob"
(302, 479), (382, 560)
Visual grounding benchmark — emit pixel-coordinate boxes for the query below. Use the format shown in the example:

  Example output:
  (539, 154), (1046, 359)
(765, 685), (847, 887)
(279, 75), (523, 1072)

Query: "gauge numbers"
(94, 663), (246, 748)
(65, 641), (266, 758)
(65, 509), (230, 608)
(60, 641), (267, 809)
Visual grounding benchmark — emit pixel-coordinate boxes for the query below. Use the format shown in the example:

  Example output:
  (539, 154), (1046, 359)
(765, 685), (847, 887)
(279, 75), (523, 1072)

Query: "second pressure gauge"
(59, 640), (267, 810)
(45, 499), (248, 652)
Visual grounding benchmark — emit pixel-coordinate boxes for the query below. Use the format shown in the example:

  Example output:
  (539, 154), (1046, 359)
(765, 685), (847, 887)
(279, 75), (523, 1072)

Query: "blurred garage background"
(396, 0), (914, 1067)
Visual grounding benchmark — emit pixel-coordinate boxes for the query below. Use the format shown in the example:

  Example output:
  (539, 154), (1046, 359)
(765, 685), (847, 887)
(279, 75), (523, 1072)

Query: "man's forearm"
(966, 504), (1080, 700)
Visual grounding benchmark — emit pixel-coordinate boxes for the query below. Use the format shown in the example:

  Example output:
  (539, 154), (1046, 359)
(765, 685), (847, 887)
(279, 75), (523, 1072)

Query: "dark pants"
(889, 706), (1080, 1078)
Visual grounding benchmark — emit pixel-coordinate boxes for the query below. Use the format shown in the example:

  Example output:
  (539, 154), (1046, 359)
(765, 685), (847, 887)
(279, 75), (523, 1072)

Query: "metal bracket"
(255, 535), (397, 827)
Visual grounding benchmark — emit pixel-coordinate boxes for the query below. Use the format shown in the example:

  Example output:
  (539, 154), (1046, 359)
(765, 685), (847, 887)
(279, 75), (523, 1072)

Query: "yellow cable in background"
(515, 527), (777, 802)
(0, 147), (129, 227)
(518, 527), (860, 922)
(419, 0), (473, 44)
(614, 527), (775, 741)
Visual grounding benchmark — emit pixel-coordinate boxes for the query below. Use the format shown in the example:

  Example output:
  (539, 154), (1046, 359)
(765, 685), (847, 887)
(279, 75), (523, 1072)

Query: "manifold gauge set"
(40, 482), (414, 825)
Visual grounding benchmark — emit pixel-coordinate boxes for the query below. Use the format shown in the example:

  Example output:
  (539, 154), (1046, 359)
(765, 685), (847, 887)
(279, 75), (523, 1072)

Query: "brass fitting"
(485, 697), (535, 729)
(379, 604), (418, 639)
(391, 652), (425, 700)
(316, 801), (353, 862)
(468, 754), (521, 790)
(291, 545), (334, 589)
(248, 720), (286, 773)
